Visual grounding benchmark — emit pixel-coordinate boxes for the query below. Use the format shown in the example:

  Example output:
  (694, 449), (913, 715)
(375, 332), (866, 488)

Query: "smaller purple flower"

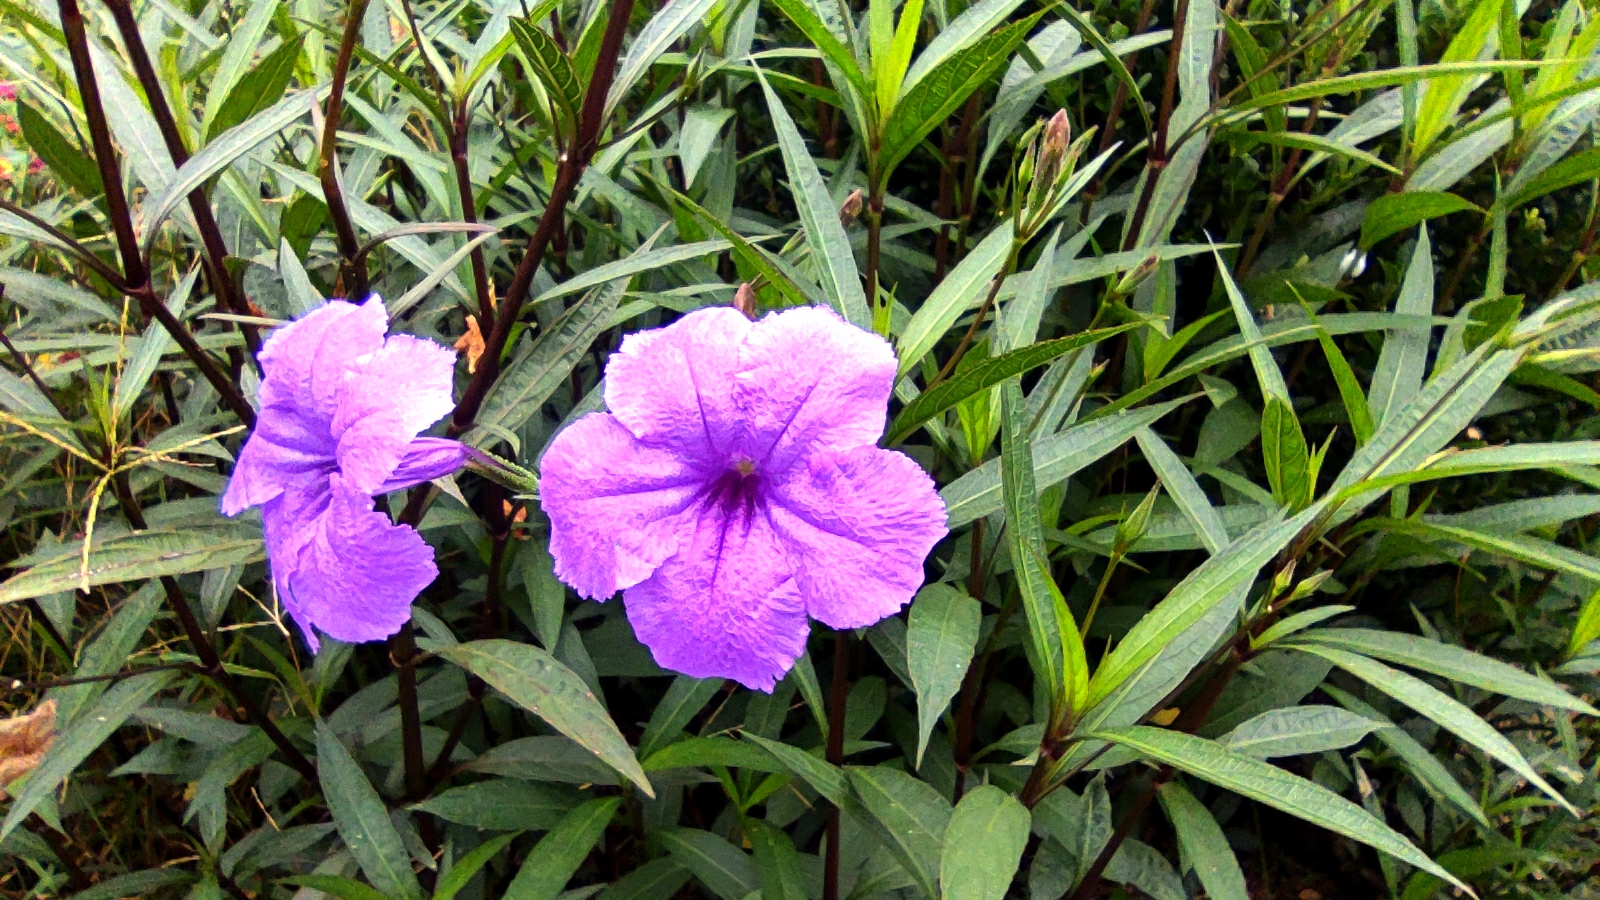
(540, 306), (949, 691)
(221, 297), (468, 650)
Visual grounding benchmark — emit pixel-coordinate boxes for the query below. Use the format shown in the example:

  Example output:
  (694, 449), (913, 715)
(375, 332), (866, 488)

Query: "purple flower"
(221, 297), (468, 650)
(540, 306), (948, 690)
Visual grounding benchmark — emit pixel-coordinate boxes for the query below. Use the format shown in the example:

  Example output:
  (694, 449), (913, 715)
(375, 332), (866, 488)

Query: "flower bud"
(733, 282), (757, 319)
(1037, 110), (1071, 188)
(839, 189), (864, 229)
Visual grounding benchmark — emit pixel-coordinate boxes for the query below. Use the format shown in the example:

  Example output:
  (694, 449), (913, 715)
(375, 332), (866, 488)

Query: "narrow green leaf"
(898, 221), (1014, 378)
(847, 766), (952, 899)
(1323, 684), (1488, 826)
(906, 584), (981, 767)
(639, 676), (722, 759)
(1312, 323), (1375, 444)
(1261, 396), (1311, 509)
(200, 0), (280, 133)
(756, 69), (870, 328)
(939, 785), (1029, 900)
(605, 0), (720, 119)
(741, 734), (848, 805)
(433, 832), (520, 900)
(410, 780), (581, 831)
(1360, 193), (1480, 249)
(1156, 781), (1247, 900)
(767, 0), (873, 104)
(1218, 706), (1379, 758)
(281, 875), (391, 900)
(1, 671), (174, 841)
(17, 102), (102, 198)
(890, 324), (1134, 443)
(1213, 243), (1288, 399)
(0, 522), (264, 604)
(473, 282), (623, 441)
(208, 31), (305, 140)
(1411, 0), (1504, 155)
(1000, 379), (1064, 706)
(511, 18), (582, 135)
(315, 719), (423, 900)
(656, 829), (759, 900)
(1091, 727), (1470, 894)
(1134, 428), (1228, 554)
(745, 820), (807, 900)
(1288, 643), (1577, 816)
(596, 859), (691, 900)
(879, 15), (1038, 177)
(1296, 627), (1598, 716)
(505, 799), (621, 900)
(435, 640), (652, 796)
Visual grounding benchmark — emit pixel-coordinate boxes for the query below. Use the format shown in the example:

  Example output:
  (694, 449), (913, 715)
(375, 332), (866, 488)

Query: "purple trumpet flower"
(540, 306), (948, 690)
(221, 297), (468, 650)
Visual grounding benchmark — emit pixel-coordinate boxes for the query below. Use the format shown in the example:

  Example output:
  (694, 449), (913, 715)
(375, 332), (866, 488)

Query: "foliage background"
(2, 0), (1600, 897)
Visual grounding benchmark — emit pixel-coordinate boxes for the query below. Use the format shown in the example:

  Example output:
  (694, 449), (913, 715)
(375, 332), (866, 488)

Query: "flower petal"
(257, 297), (389, 422)
(624, 499), (808, 691)
(277, 474), (437, 647)
(377, 437), (471, 493)
(768, 445), (948, 629)
(220, 406), (337, 514)
(333, 334), (459, 494)
(541, 413), (710, 600)
(735, 306), (896, 474)
(604, 307), (752, 462)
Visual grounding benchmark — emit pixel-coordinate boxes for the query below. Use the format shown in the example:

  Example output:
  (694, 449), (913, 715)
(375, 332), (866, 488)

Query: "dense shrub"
(2, 0), (1600, 897)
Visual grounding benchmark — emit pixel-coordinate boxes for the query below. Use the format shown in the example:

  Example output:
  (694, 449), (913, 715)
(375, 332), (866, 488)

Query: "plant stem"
(1549, 183), (1600, 296)
(320, 0), (374, 299)
(1065, 770), (1170, 900)
(1079, 552), (1121, 636)
(1439, 219), (1492, 311)
(822, 630), (850, 900)
(102, 0), (261, 356)
(57, 0), (255, 427)
(451, 101), (497, 334)
(865, 185), (884, 320)
(446, 0), (636, 438)
(1122, 0), (1190, 251)
(951, 520), (988, 802)
(1080, 0), (1159, 227)
(927, 244), (1019, 389)
(109, 473), (315, 781)
(391, 623), (428, 801)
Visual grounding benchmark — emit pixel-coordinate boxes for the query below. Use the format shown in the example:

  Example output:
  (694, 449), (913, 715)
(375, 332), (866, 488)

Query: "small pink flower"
(0, 83), (16, 102)
(0, 115), (18, 134)
(27, 156), (41, 175)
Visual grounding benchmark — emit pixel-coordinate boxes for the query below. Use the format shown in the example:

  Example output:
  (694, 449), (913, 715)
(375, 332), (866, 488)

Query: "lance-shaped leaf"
(315, 720), (424, 900)
(1091, 727), (1471, 894)
(511, 18), (582, 138)
(939, 785), (1030, 900)
(0, 522), (264, 604)
(505, 799), (621, 900)
(906, 584), (981, 767)
(1261, 396), (1311, 509)
(848, 766), (952, 899)
(435, 640), (652, 796)
(1157, 781), (1247, 900)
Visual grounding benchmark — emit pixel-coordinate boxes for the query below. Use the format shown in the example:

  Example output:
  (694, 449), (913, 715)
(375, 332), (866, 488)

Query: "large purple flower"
(540, 306), (948, 690)
(221, 297), (468, 650)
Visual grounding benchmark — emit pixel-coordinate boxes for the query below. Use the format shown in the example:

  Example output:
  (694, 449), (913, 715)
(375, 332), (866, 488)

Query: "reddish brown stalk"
(101, 0), (261, 356)
(822, 630), (850, 900)
(934, 98), (978, 280)
(320, 0), (374, 299)
(1079, 0), (1159, 226)
(1122, 0), (1190, 251)
(446, 0), (637, 438)
(451, 102), (496, 334)
(56, 0), (254, 426)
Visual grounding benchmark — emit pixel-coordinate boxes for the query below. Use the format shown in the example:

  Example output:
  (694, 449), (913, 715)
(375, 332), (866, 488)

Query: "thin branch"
(822, 630), (850, 900)
(320, 0), (375, 299)
(101, 0), (261, 356)
(0, 198), (128, 289)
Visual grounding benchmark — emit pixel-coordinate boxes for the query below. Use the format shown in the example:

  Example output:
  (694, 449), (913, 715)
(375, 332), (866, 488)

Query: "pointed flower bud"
(1037, 110), (1072, 188)
(839, 189), (864, 229)
(733, 282), (757, 319)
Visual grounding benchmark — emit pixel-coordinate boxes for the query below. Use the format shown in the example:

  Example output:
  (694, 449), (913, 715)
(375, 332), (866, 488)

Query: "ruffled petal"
(259, 474), (335, 649)
(604, 307), (752, 463)
(624, 498), (808, 691)
(221, 404), (338, 514)
(735, 306), (896, 474)
(333, 334), (459, 494)
(376, 438), (471, 493)
(256, 297), (389, 423)
(541, 413), (711, 600)
(278, 474), (437, 647)
(768, 445), (947, 629)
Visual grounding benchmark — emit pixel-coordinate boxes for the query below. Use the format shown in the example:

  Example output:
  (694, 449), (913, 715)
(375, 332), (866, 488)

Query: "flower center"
(707, 457), (761, 513)
(734, 457), (756, 477)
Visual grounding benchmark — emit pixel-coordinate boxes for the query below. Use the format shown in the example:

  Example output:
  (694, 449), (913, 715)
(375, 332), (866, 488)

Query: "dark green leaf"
(1360, 192), (1482, 249)
(315, 719), (424, 900)
(505, 799), (620, 900)
(17, 102), (102, 198)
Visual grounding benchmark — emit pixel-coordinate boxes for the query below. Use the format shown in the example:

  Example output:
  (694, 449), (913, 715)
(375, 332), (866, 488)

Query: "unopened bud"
(733, 282), (757, 319)
(1037, 110), (1071, 187)
(839, 189), (864, 229)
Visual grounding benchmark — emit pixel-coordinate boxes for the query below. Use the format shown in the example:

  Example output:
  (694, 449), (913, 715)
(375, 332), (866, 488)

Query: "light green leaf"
(941, 396), (1191, 527)
(1091, 726), (1469, 893)
(848, 766), (952, 899)
(1322, 684), (1488, 826)
(1295, 628), (1597, 716)
(1261, 396), (1311, 509)
(1134, 428), (1229, 554)
(756, 70), (870, 328)
(901, 0), (1027, 96)
(435, 640), (652, 796)
(113, 268), (196, 421)
(1411, 0), (1504, 155)
(1213, 243), (1288, 399)
(898, 221), (1014, 378)
(1360, 192), (1480, 249)
(505, 799), (621, 900)
(315, 719), (424, 900)
(0, 522), (264, 604)
(1287, 643), (1577, 816)
(1, 671), (174, 841)
(1219, 706), (1379, 758)
(200, 0), (279, 134)
(1157, 781), (1247, 900)
(606, 0), (720, 119)
(906, 584), (981, 767)
(939, 785), (1029, 900)
(1001, 379), (1065, 707)
(141, 88), (322, 248)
